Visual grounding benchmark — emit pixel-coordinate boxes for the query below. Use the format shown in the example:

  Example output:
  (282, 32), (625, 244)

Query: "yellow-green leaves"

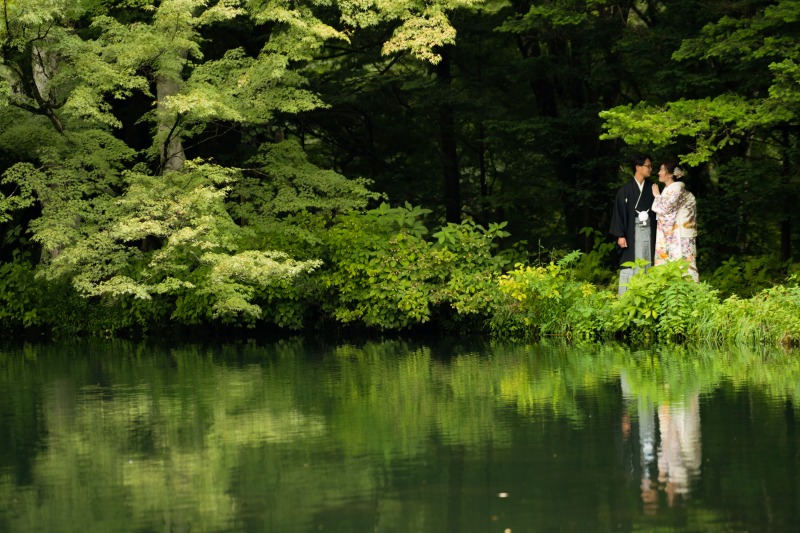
(381, 9), (456, 64)
(338, 0), (486, 64)
(38, 160), (324, 320)
(600, 96), (777, 166)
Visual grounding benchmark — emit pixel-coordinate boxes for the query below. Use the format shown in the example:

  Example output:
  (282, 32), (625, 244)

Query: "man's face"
(638, 160), (653, 178)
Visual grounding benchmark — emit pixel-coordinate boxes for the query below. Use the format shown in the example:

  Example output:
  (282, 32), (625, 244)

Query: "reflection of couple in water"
(620, 373), (702, 513)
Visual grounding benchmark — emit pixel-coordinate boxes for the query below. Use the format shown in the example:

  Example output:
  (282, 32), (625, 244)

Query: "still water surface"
(1, 339), (799, 532)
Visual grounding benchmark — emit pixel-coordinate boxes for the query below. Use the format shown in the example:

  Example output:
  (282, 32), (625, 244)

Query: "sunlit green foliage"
(337, 0), (486, 64)
(696, 284), (800, 346)
(31, 160), (324, 323)
(2, 0), (800, 341)
(494, 251), (606, 339)
(321, 202), (511, 329)
(609, 259), (716, 343)
(0, 0), (486, 331)
(600, 0), (800, 165)
(489, 253), (800, 347)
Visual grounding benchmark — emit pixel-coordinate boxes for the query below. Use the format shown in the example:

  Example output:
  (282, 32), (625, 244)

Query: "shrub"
(0, 251), (46, 331)
(572, 227), (616, 286)
(431, 220), (512, 318)
(706, 255), (790, 298)
(320, 203), (511, 330)
(608, 259), (720, 343)
(493, 251), (601, 339)
(696, 283), (800, 347)
(566, 287), (615, 341)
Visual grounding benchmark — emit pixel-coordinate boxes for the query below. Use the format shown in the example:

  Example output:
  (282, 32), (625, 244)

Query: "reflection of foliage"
(2, 339), (800, 531)
(447, 344), (612, 427)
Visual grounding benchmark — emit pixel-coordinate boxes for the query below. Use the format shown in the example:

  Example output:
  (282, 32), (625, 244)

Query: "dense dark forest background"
(1, 0), (798, 338)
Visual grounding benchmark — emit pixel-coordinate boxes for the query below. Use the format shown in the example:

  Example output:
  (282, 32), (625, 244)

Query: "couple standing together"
(609, 155), (698, 295)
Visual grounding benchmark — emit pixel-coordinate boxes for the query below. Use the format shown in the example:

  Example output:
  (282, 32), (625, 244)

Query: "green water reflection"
(1, 340), (799, 532)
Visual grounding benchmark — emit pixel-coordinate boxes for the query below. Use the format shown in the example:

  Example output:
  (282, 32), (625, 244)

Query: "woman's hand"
(652, 183), (660, 197)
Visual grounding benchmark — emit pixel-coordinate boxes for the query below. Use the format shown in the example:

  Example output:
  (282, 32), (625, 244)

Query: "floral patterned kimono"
(652, 181), (699, 281)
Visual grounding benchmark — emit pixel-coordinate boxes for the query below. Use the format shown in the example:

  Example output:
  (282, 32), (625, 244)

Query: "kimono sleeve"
(652, 186), (681, 215)
(609, 187), (628, 238)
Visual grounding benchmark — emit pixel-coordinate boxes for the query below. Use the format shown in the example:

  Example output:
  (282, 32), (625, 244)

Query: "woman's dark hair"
(663, 160), (680, 177)
(631, 154), (651, 173)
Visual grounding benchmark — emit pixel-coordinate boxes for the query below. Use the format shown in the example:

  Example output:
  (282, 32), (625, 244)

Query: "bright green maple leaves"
(600, 0), (800, 165)
(0, 0), (484, 321)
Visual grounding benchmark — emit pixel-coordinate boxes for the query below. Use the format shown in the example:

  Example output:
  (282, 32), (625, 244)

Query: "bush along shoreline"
(2, 206), (800, 347)
(494, 255), (800, 347)
(4, 251), (800, 347)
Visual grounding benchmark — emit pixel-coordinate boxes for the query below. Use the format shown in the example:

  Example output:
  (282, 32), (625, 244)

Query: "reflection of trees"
(0, 340), (800, 531)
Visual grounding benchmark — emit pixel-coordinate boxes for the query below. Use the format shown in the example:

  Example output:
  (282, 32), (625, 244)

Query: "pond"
(1, 338), (799, 532)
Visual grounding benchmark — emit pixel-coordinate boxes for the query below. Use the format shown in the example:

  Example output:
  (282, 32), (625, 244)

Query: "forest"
(0, 0), (799, 342)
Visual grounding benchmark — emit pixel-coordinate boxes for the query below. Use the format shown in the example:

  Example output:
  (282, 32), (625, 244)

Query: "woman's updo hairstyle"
(663, 160), (684, 180)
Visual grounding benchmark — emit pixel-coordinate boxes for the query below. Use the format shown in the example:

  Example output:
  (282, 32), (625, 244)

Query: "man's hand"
(618, 237), (628, 248)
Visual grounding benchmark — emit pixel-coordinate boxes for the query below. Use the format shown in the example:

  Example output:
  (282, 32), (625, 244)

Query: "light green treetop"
(599, 0), (800, 165)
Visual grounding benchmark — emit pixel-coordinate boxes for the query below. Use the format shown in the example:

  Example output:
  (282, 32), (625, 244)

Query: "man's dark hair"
(631, 154), (651, 173)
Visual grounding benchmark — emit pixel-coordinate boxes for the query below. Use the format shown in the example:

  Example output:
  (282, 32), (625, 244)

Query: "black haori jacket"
(608, 179), (658, 267)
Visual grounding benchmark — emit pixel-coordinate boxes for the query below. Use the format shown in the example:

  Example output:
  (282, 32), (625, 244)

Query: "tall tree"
(0, 0), (356, 320)
(0, 0), (482, 323)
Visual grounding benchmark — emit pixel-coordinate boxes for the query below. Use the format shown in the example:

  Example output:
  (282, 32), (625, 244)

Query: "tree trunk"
(8, 42), (66, 134)
(436, 48), (461, 224)
(781, 129), (792, 262)
(21, 42), (71, 261)
(156, 50), (188, 174)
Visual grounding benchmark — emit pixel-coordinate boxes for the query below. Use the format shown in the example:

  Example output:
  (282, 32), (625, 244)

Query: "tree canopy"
(1, 0), (799, 336)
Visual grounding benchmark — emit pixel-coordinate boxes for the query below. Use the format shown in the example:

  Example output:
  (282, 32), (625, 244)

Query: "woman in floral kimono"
(651, 161), (699, 281)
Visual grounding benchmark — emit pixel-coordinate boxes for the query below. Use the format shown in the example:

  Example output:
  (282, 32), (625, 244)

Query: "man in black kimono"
(609, 155), (657, 295)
